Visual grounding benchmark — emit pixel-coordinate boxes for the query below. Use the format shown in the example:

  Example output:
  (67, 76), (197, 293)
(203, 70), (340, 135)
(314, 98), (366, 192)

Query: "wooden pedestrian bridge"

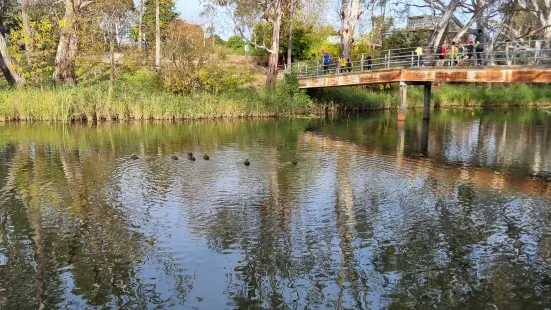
(289, 41), (551, 120)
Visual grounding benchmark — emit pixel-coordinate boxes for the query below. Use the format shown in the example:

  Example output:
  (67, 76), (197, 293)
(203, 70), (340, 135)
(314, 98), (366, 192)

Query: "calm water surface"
(1, 110), (551, 309)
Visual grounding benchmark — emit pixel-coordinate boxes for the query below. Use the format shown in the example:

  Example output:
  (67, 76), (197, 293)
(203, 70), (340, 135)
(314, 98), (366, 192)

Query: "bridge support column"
(423, 83), (432, 120)
(398, 82), (407, 121)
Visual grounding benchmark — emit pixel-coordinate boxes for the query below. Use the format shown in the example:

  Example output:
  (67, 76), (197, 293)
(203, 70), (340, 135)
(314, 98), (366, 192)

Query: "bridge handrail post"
(411, 51), (414, 67)
(317, 60), (320, 76)
(305, 64), (308, 77)
(387, 50), (391, 68)
(534, 41), (541, 65)
(506, 43), (510, 66)
(361, 54), (364, 71)
(297, 62), (300, 78)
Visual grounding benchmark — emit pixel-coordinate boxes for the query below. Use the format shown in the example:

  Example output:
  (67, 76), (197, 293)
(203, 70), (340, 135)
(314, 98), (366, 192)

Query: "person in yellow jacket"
(339, 56), (346, 73)
(449, 41), (459, 66)
(415, 46), (423, 66)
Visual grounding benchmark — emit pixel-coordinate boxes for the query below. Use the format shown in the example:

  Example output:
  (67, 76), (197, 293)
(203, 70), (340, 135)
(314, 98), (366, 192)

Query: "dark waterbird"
(131, 154), (139, 160)
(291, 159), (297, 165)
(189, 155), (196, 161)
(187, 151), (193, 158)
(171, 154), (179, 160)
(203, 154), (210, 160)
(244, 159), (250, 166)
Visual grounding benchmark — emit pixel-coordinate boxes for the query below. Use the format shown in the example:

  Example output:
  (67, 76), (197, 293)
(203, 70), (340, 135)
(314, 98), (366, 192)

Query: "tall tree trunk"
(53, 0), (79, 84)
(155, 0), (161, 72)
(266, 0), (282, 86)
(21, 0), (33, 68)
(428, 0), (458, 48)
(544, 27), (551, 48)
(0, 33), (25, 86)
(540, 2), (551, 47)
(339, 0), (362, 58)
(378, 0), (388, 52)
(108, 33), (115, 102)
(138, 0), (144, 52)
(286, 0), (294, 66)
(369, 0), (376, 51)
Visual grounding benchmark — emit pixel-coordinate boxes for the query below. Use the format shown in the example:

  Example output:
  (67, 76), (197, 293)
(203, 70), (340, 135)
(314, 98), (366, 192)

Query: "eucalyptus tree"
(96, 0), (134, 98)
(0, 0), (25, 86)
(53, 0), (95, 84)
(518, 0), (551, 43)
(340, 0), (362, 58)
(404, 0), (502, 48)
(210, 0), (285, 86)
(21, 0), (32, 67)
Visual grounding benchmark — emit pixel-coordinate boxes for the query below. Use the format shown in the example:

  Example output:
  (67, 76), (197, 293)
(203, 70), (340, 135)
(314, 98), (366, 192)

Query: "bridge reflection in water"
(303, 111), (551, 199)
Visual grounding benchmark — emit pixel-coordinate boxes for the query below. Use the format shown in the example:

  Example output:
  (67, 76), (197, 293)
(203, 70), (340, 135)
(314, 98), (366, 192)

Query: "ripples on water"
(1, 110), (551, 309)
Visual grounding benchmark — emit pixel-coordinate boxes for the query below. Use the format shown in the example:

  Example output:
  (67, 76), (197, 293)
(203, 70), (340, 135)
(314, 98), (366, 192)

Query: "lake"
(1, 109), (551, 309)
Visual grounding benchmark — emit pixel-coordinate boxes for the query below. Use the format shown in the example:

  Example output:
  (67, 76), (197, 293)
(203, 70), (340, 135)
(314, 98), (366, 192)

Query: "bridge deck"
(298, 66), (551, 88)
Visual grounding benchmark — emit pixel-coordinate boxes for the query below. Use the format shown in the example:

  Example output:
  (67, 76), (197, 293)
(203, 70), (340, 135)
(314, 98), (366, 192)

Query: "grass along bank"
(3, 80), (551, 122)
(0, 74), (312, 121)
(310, 84), (551, 111)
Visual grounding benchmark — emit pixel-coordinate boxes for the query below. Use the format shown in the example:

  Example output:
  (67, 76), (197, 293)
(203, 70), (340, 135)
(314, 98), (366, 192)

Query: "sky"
(178, 0), (235, 39)
(179, 0), (202, 23)
(175, 0), (409, 40)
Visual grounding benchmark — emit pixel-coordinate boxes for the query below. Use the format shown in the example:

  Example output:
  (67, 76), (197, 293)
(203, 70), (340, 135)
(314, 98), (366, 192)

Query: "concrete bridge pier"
(398, 82), (432, 121)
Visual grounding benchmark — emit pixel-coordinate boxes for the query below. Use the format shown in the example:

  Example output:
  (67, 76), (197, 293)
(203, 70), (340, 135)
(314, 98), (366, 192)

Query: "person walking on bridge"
(475, 29), (485, 66)
(457, 42), (464, 66)
(466, 40), (475, 65)
(339, 56), (346, 73)
(415, 46), (423, 66)
(367, 55), (373, 70)
(323, 51), (330, 74)
(449, 41), (458, 66)
(438, 43), (447, 66)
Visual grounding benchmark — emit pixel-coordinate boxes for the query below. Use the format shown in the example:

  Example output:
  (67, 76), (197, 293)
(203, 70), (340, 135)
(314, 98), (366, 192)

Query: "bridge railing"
(289, 40), (551, 79)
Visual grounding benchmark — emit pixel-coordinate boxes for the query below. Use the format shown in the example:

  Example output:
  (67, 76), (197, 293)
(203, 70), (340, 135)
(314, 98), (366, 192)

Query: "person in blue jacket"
(323, 51), (330, 74)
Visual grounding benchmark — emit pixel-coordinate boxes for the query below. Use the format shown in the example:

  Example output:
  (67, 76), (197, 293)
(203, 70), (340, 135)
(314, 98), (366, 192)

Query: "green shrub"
(120, 69), (162, 93)
(198, 65), (253, 95)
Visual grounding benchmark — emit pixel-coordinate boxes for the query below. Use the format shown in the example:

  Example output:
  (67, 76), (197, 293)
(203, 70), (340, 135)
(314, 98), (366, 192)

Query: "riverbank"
(0, 79), (312, 121)
(2, 81), (551, 121)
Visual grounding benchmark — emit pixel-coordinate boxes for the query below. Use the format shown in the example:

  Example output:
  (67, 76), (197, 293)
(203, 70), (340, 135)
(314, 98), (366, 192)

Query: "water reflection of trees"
(0, 142), (150, 308)
(1, 113), (551, 308)
(306, 110), (551, 308)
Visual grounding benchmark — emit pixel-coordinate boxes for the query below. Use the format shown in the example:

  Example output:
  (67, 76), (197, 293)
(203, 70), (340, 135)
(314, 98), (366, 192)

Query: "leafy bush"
(198, 65), (253, 94)
(226, 35), (245, 53)
(262, 73), (312, 114)
(7, 16), (58, 84)
(120, 69), (161, 93)
(162, 20), (208, 94)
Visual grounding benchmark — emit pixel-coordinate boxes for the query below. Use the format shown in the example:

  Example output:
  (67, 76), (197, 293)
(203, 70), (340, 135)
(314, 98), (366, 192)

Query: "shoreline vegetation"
(2, 76), (551, 121)
(1, 0), (551, 124)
